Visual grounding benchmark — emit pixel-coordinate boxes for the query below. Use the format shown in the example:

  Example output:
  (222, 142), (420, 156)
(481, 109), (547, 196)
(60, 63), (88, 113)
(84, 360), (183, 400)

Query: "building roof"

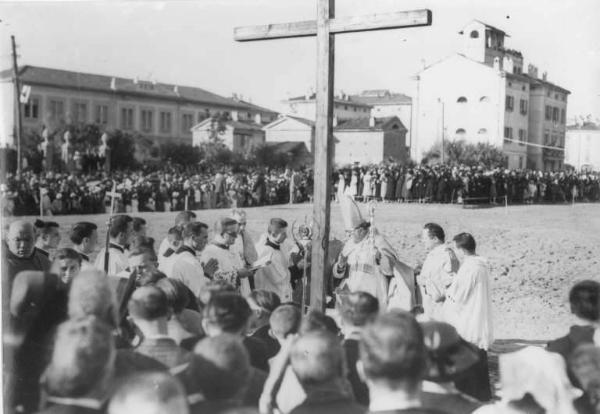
(286, 93), (372, 108)
(191, 117), (263, 131)
(234, 98), (279, 115)
(265, 141), (309, 154)
(335, 116), (406, 131)
(262, 115), (315, 131)
(567, 122), (600, 131)
(5, 65), (278, 112)
(459, 19), (509, 37)
(420, 54), (571, 94)
(349, 90), (412, 106)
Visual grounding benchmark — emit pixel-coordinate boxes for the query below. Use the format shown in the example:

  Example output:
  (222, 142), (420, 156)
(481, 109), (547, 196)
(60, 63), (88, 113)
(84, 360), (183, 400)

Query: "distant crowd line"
(1, 163), (599, 216)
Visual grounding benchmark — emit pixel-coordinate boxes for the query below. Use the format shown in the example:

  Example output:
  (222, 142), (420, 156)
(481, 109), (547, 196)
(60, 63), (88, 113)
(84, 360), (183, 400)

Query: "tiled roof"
(567, 123), (600, 131)
(335, 116), (406, 131)
(265, 141), (309, 153)
(287, 115), (315, 127)
(287, 94), (372, 108)
(349, 92), (412, 106)
(227, 120), (264, 131)
(6, 65), (277, 110)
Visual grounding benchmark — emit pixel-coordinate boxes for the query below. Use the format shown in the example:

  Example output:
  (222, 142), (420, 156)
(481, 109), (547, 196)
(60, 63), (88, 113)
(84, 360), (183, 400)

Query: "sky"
(1, 0), (599, 120)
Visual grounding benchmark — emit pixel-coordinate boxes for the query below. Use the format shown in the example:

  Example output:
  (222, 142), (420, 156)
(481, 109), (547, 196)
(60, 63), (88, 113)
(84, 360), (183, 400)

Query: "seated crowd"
(2, 214), (600, 414)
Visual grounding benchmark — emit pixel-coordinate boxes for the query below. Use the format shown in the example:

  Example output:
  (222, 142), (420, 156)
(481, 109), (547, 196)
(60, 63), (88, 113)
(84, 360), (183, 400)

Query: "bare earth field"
(6, 201), (600, 385)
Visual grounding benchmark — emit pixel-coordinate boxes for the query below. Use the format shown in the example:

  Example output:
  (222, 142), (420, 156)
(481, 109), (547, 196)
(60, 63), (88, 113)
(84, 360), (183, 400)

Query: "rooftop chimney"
(110, 77), (116, 90)
(542, 71), (548, 81)
(527, 64), (538, 79)
(369, 116), (375, 128)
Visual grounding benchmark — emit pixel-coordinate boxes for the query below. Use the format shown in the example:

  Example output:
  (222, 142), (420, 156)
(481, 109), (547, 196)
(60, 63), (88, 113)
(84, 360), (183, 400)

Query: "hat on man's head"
(421, 321), (480, 382)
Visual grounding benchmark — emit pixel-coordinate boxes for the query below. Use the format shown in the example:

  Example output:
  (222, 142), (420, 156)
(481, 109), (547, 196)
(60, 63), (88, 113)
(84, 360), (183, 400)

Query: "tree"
(107, 130), (138, 170)
(160, 142), (203, 165)
(422, 140), (507, 168)
(248, 144), (292, 169)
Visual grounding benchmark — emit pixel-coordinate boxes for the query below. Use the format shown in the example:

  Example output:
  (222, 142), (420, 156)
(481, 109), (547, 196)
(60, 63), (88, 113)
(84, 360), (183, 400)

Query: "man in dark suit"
(339, 291), (379, 406)
(289, 331), (365, 414)
(360, 311), (450, 414)
(202, 292), (270, 372)
(37, 317), (115, 414)
(183, 334), (255, 414)
(547, 280), (600, 385)
(3, 220), (51, 291)
(128, 286), (190, 369)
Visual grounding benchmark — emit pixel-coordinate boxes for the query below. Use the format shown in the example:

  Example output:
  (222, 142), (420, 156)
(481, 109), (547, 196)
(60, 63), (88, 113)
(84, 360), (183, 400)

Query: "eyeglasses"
(224, 231), (238, 238)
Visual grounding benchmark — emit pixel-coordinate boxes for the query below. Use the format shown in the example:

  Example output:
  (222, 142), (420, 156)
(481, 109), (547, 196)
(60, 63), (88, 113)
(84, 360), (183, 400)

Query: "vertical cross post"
(309, 0), (335, 311)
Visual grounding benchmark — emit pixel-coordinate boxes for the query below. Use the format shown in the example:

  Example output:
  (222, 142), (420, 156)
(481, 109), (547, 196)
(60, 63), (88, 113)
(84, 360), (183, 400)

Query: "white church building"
(414, 20), (569, 170)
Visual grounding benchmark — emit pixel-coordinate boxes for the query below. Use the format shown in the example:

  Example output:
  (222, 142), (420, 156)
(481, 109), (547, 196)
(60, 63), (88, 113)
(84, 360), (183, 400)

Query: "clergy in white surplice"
(443, 232), (494, 351)
(200, 217), (253, 293)
(169, 222), (217, 299)
(254, 218), (299, 303)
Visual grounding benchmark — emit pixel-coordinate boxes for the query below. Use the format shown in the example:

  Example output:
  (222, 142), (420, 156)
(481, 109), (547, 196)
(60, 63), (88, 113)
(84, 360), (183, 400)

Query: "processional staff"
(104, 181), (120, 274)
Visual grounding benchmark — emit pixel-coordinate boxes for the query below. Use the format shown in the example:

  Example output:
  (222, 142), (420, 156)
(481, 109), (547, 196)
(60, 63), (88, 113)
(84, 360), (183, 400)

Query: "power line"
(503, 137), (565, 151)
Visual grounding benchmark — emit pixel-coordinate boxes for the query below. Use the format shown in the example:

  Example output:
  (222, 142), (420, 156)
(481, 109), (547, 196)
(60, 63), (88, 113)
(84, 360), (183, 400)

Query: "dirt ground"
(7, 201), (600, 384)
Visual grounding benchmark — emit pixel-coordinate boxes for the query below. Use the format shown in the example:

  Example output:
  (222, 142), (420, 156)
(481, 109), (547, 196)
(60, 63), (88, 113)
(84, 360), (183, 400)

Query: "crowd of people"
(2, 162), (599, 217)
(3, 196), (599, 414)
(0, 165), (313, 216)
(337, 165), (600, 204)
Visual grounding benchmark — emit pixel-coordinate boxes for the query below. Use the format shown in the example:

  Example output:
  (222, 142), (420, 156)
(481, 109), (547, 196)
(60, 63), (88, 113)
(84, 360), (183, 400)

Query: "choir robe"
(94, 242), (129, 276)
(74, 249), (95, 272)
(169, 246), (209, 299)
(443, 255), (494, 350)
(254, 234), (296, 303)
(419, 243), (459, 320)
(201, 241), (245, 290)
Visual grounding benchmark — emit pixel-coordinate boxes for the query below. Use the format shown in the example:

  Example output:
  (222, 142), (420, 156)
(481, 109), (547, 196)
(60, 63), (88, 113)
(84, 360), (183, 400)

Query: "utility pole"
(438, 98), (445, 164)
(11, 35), (23, 175)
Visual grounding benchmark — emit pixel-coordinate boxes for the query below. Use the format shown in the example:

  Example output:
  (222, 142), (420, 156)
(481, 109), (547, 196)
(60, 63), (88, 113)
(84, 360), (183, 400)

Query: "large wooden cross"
(235, 1), (432, 311)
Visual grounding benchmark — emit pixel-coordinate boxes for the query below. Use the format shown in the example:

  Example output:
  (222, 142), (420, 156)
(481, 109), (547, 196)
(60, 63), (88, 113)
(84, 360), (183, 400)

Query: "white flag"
(19, 84), (31, 104)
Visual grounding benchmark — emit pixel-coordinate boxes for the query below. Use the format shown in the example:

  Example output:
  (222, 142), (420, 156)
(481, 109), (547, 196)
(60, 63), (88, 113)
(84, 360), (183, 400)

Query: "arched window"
(456, 128), (466, 135)
(480, 96), (490, 103)
(470, 30), (479, 39)
(478, 128), (487, 134)
(457, 96), (467, 103)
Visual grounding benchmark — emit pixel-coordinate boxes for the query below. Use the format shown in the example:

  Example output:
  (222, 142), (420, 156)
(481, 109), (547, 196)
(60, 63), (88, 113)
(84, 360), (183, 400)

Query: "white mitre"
(340, 193), (365, 231)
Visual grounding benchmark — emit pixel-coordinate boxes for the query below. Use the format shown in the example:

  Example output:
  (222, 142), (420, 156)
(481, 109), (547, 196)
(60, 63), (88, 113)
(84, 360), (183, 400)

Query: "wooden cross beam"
(234, 1), (432, 311)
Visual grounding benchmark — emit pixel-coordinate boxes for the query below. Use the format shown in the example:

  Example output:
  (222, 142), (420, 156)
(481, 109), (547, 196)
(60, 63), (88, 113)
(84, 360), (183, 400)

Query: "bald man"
(3, 221), (51, 289)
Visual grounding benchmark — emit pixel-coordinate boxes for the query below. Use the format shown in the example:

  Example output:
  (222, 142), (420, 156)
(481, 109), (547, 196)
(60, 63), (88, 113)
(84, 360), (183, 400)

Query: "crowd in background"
(338, 164), (600, 204)
(2, 162), (599, 216)
(0, 165), (313, 216)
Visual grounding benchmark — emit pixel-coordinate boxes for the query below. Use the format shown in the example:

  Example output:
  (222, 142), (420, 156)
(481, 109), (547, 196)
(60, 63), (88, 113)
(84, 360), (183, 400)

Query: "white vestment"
(333, 238), (389, 306)
(443, 255), (494, 350)
(169, 248), (209, 299)
(94, 243), (129, 276)
(254, 234), (295, 302)
(201, 243), (245, 290)
(419, 243), (458, 320)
